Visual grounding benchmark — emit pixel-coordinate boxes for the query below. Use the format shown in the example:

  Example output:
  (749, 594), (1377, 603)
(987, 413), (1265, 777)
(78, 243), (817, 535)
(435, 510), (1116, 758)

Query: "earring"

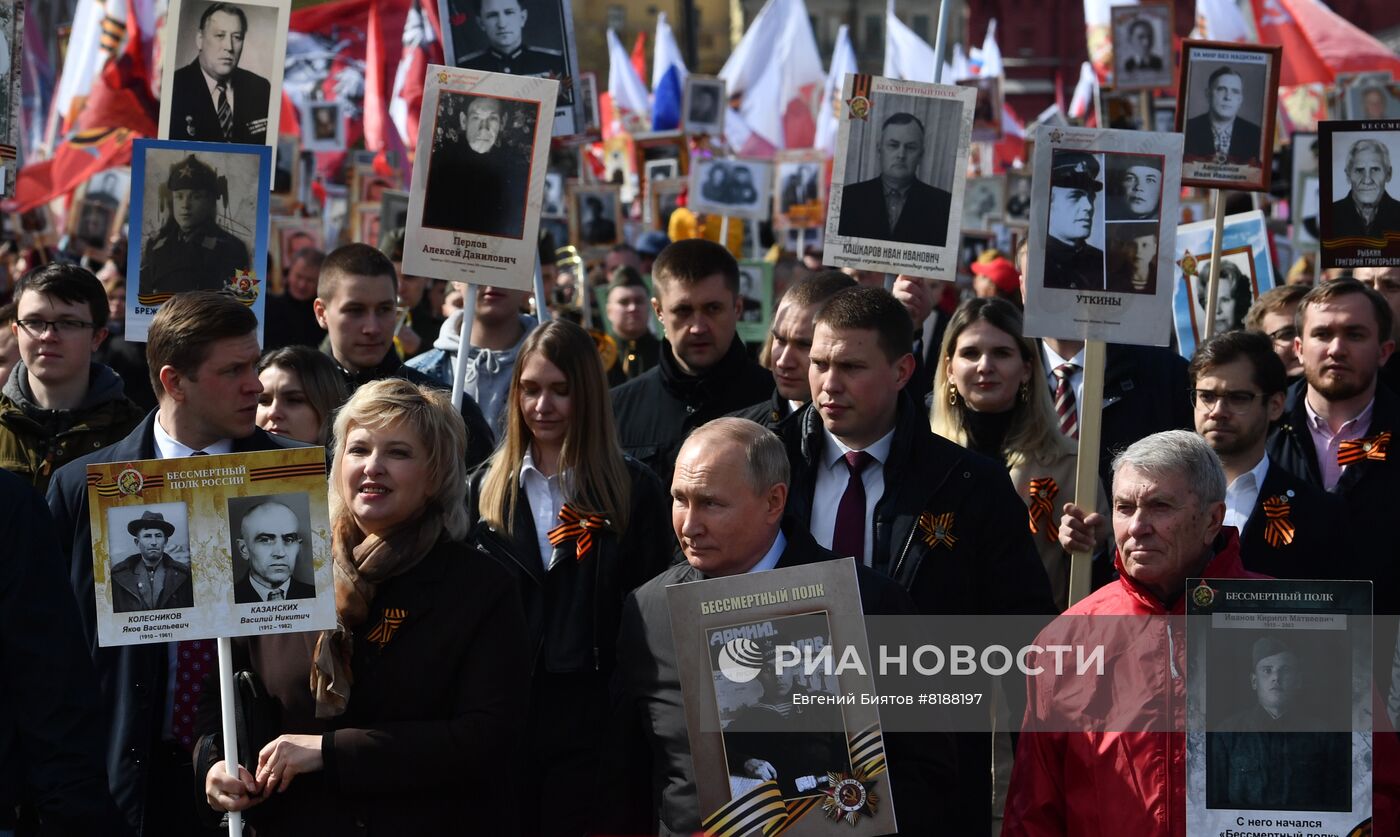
(948, 382), (959, 406)
(1019, 381), (1030, 403)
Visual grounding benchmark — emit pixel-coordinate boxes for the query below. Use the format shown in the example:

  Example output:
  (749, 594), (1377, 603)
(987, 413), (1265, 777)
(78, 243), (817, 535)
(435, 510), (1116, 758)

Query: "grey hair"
(1347, 139), (1392, 181)
(1111, 429), (1226, 507)
(684, 417), (790, 493)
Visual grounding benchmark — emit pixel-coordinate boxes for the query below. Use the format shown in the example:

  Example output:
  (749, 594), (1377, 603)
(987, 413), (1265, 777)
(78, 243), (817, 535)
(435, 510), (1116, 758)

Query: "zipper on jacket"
(892, 522), (919, 579)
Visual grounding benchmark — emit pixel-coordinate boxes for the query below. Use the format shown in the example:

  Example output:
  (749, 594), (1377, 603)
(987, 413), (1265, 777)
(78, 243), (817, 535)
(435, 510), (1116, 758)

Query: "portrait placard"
(1344, 75), (1400, 120)
(1290, 131), (1320, 250)
(68, 168), (132, 250)
(1170, 210), (1278, 357)
(644, 158), (680, 184)
(683, 75), (726, 137)
(1022, 125), (1183, 344)
(1004, 172), (1032, 223)
(1318, 119), (1400, 268)
(1186, 579), (1371, 833)
(0, 0), (24, 197)
(773, 150), (827, 230)
(635, 131), (689, 178)
(1111, 3), (1173, 92)
(825, 74), (975, 281)
(567, 182), (622, 248)
(1175, 41), (1281, 192)
(353, 202), (381, 246)
(158, 0), (292, 158)
(86, 448), (336, 647)
(302, 100), (346, 152)
(402, 65), (557, 289)
(736, 260), (774, 344)
(125, 139), (272, 344)
(689, 157), (773, 222)
(957, 76), (1003, 142)
(379, 188), (410, 234)
(666, 558), (898, 836)
(963, 175), (1004, 232)
(647, 176), (686, 231)
(270, 215), (323, 291)
(439, 0), (579, 136)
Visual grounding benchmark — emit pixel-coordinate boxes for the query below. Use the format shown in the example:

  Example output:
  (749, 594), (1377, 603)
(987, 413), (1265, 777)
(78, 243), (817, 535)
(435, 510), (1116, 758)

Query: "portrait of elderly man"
(837, 111), (952, 247)
(168, 2), (270, 144)
(139, 154), (250, 296)
(1206, 635), (1350, 811)
(1184, 65), (1263, 166)
(110, 510), (194, 613)
(1329, 138), (1400, 239)
(456, 0), (564, 79)
(1107, 155), (1163, 220)
(232, 499), (315, 604)
(1043, 151), (1106, 291)
(1120, 17), (1163, 75)
(422, 93), (529, 238)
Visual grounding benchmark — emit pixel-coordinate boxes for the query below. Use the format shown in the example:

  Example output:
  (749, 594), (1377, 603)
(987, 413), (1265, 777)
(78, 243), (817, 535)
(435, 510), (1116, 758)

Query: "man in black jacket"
(2, 469), (126, 836)
(781, 286), (1055, 834)
(46, 292), (304, 835)
(611, 239), (772, 486)
(602, 418), (952, 835)
(167, 3), (270, 144)
(836, 112), (952, 247)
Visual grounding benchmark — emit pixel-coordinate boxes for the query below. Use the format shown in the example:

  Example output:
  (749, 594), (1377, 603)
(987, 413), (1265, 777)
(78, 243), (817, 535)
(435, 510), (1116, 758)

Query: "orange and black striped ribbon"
(365, 608), (406, 647)
(546, 503), (608, 561)
(1338, 431), (1390, 466)
(1026, 477), (1059, 544)
(1261, 496), (1295, 548)
(916, 511), (957, 550)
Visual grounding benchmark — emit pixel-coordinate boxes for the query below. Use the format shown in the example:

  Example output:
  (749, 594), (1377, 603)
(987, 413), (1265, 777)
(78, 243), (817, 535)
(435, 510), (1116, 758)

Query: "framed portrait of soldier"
(125, 138), (272, 343)
(1290, 131), (1321, 249)
(438, 0), (580, 136)
(689, 157), (773, 222)
(962, 175), (1004, 232)
(683, 75), (726, 137)
(773, 150), (827, 230)
(379, 189), (410, 236)
(1186, 579), (1371, 832)
(1111, 3), (1173, 92)
(542, 171), (567, 217)
(647, 176), (685, 230)
(403, 66), (557, 289)
(69, 168), (132, 250)
(567, 182), (622, 248)
(957, 76), (1003, 142)
(666, 559), (899, 835)
(635, 130), (690, 177)
(158, 0), (292, 156)
(825, 74), (975, 280)
(1022, 125), (1184, 345)
(302, 100), (345, 152)
(1318, 120), (1400, 268)
(1175, 41), (1281, 191)
(576, 71), (600, 134)
(644, 158), (680, 185)
(0, 0), (24, 197)
(1169, 210), (1277, 356)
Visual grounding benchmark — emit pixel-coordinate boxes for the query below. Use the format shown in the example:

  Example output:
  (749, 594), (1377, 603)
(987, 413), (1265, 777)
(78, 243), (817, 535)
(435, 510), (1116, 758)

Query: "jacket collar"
(1110, 528), (1249, 614)
(656, 335), (750, 404)
(797, 389), (929, 473)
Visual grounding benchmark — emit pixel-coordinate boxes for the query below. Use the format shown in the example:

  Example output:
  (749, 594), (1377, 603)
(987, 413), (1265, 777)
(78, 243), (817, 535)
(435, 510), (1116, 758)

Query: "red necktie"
(1053, 363), (1079, 439)
(832, 451), (874, 565)
(171, 639), (213, 750)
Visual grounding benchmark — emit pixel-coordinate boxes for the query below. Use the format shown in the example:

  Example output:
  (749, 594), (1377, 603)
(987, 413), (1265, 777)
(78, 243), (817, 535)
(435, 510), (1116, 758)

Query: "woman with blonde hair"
(201, 378), (530, 834)
(930, 297), (1108, 611)
(468, 318), (672, 837)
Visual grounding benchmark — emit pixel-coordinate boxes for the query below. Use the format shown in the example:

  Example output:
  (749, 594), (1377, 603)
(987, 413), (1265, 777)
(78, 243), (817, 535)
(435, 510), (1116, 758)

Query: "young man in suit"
(168, 3), (271, 144)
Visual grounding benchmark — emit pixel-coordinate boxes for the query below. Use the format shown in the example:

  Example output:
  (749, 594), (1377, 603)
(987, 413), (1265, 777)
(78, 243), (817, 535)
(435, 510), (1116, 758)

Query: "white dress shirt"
(1223, 452), (1270, 533)
(520, 450), (567, 570)
(810, 426), (895, 566)
(152, 412), (235, 459)
(246, 574), (291, 601)
(1041, 341), (1086, 407)
(747, 530), (787, 575)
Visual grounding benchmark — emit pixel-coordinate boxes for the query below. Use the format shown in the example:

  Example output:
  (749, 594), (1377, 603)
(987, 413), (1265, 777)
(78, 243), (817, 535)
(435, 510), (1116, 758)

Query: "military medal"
(821, 767), (880, 825)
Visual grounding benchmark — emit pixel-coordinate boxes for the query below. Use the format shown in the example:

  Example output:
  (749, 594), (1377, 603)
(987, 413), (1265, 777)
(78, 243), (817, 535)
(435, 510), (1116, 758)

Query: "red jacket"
(1002, 530), (1265, 837)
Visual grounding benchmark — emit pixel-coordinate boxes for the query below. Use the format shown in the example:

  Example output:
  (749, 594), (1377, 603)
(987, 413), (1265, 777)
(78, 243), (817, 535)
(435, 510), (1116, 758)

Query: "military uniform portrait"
(70, 168), (131, 249)
(1111, 3), (1173, 92)
(421, 91), (538, 239)
(1042, 150), (1107, 291)
(568, 183), (621, 246)
(688, 158), (773, 221)
(137, 152), (253, 298)
(159, 0), (291, 148)
(228, 493), (316, 605)
(107, 504), (195, 613)
(683, 75), (726, 136)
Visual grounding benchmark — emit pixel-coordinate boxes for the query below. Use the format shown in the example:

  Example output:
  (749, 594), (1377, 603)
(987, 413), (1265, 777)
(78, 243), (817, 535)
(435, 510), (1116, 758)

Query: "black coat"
(262, 294), (325, 352)
(193, 536), (531, 836)
(1183, 113), (1263, 165)
(1328, 191), (1400, 240)
(836, 177), (952, 247)
(1097, 342), (1195, 491)
(611, 337), (773, 488)
(600, 521), (954, 836)
(1236, 461), (1352, 581)
(168, 61), (271, 144)
(421, 145), (528, 239)
(44, 412), (303, 834)
(0, 469), (126, 835)
(232, 575), (316, 604)
(729, 387), (799, 432)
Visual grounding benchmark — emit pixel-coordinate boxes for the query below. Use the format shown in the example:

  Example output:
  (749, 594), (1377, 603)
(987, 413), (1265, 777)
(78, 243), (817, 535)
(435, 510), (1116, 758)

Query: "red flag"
(1251, 0), (1400, 86)
(630, 32), (648, 87)
(365, 0), (409, 152)
(280, 92), (300, 138)
(7, 129), (134, 214)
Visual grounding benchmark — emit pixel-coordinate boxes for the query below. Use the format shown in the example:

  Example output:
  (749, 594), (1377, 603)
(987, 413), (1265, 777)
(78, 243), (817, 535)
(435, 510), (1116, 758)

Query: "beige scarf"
(310, 511), (443, 718)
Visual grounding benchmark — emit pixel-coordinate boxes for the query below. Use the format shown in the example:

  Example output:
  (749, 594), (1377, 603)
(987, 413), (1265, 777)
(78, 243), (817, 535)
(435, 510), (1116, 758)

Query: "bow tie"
(1338, 431), (1390, 467)
(546, 503), (609, 561)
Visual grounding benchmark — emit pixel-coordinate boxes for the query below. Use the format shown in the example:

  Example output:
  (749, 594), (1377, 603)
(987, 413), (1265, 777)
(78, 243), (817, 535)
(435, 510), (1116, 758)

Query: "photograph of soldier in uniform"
(1042, 150), (1106, 291)
(421, 91), (538, 239)
(1207, 635), (1351, 811)
(229, 493), (316, 604)
(688, 158), (772, 220)
(107, 504), (195, 613)
(1005, 173), (1032, 222)
(70, 169), (131, 249)
(1106, 154), (1164, 221)
(137, 152), (253, 297)
(570, 186), (620, 246)
(683, 75), (726, 136)
(162, 0), (288, 146)
(1105, 221), (1159, 294)
(542, 171), (566, 217)
(1177, 43), (1280, 190)
(1112, 4), (1173, 91)
(1191, 250), (1257, 335)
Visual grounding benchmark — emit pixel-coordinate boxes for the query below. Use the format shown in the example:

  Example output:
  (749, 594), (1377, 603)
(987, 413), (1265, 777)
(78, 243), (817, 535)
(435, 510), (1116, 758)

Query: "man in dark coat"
(837, 112), (952, 247)
(167, 3), (270, 144)
(611, 240), (772, 487)
(1327, 138), (1400, 240)
(139, 154), (250, 297)
(109, 511), (193, 613)
(456, 0), (566, 81)
(1183, 66), (1263, 165)
(46, 292), (304, 835)
(421, 95), (528, 238)
(1, 469), (126, 836)
(600, 419), (954, 835)
(1043, 150), (1106, 291)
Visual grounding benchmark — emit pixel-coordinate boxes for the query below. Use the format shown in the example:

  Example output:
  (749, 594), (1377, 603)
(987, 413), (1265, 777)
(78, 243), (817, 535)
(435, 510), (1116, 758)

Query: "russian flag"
(651, 12), (688, 131)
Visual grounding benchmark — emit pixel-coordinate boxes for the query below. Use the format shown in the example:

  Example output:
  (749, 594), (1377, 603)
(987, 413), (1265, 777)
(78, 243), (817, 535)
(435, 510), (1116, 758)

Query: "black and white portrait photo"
(422, 91), (539, 239)
(1005, 173), (1032, 222)
(1105, 221), (1160, 295)
(379, 189), (410, 233)
(683, 75), (725, 136)
(778, 162), (820, 212)
(570, 184), (621, 246)
(1319, 123), (1400, 267)
(1176, 42), (1281, 191)
(229, 493), (316, 604)
(577, 71), (600, 133)
(1347, 81), (1400, 120)
(688, 158), (773, 221)
(159, 0), (291, 147)
(644, 158), (679, 184)
(1106, 154), (1164, 221)
(302, 100), (345, 152)
(957, 76), (1003, 142)
(1042, 150), (1107, 291)
(963, 176), (1004, 231)
(1191, 249), (1256, 334)
(1112, 3), (1173, 91)
(71, 168), (131, 248)
(1291, 131), (1320, 247)
(107, 504), (194, 613)
(774, 155), (824, 229)
(542, 171), (566, 217)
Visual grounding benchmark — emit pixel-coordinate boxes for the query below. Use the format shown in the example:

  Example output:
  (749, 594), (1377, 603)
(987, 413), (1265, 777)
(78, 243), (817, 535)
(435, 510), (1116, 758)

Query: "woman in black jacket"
(467, 319), (673, 837)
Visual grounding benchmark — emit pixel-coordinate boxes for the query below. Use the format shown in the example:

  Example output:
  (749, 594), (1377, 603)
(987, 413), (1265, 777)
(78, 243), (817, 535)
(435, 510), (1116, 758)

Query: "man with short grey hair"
(1330, 138), (1400, 239)
(1004, 430), (1266, 835)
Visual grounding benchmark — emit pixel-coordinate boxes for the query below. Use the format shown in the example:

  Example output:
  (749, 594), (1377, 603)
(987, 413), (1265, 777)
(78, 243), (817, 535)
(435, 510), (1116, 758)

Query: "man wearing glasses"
(1244, 285), (1307, 385)
(232, 499), (315, 603)
(0, 264), (142, 493)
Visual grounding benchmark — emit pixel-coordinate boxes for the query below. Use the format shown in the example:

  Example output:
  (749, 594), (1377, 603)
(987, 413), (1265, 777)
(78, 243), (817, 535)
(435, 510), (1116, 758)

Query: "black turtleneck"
(963, 408), (1015, 462)
(657, 335), (754, 406)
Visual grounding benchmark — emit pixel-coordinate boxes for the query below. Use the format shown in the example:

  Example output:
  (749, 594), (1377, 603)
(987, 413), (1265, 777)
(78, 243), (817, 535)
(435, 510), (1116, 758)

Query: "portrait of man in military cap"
(138, 153), (252, 297)
(108, 504), (195, 613)
(1043, 150), (1106, 291)
(166, 2), (272, 144)
(443, 0), (576, 109)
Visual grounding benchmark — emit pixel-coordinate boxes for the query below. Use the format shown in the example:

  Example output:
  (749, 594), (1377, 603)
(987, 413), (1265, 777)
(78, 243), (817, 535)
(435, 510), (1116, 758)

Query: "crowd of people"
(4, 214), (1400, 837)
